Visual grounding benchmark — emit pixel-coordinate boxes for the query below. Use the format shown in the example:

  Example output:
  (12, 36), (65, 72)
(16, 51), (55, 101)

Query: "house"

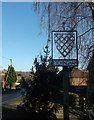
(69, 68), (89, 109)
(70, 68), (88, 86)
(0, 69), (7, 89)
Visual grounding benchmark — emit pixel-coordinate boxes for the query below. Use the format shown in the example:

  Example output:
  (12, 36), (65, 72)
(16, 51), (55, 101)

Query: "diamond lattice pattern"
(54, 32), (75, 57)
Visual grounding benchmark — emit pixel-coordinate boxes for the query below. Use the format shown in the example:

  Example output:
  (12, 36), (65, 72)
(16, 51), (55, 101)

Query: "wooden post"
(63, 66), (69, 120)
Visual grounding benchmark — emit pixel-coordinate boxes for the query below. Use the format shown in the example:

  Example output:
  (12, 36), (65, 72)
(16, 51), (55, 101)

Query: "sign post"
(51, 30), (78, 120)
(63, 66), (70, 120)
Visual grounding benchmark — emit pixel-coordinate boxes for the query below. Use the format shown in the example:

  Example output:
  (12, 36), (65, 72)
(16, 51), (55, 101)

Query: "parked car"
(15, 82), (21, 90)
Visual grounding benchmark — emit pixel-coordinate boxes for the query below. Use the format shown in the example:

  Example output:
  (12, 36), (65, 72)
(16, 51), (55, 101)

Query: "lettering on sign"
(53, 59), (78, 67)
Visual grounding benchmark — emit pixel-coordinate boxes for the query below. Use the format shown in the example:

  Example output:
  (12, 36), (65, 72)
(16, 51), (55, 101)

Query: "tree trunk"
(10, 84), (12, 90)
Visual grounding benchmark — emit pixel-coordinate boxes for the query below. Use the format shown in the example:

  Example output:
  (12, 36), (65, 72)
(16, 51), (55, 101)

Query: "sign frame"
(51, 30), (78, 67)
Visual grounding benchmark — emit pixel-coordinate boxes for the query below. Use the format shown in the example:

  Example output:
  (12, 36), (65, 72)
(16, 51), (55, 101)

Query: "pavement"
(2, 90), (22, 119)
(2, 90), (22, 109)
(3, 96), (22, 109)
(2, 90), (21, 101)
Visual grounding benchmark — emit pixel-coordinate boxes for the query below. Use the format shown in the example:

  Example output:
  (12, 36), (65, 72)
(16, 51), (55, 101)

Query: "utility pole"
(6, 59), (12, 83)
(10, 59), (12, 66)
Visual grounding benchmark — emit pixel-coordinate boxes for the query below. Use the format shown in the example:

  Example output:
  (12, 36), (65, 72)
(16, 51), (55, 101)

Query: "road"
(2, 90), (22, 109)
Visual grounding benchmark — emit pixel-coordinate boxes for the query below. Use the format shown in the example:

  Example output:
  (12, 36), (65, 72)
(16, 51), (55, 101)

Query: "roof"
(70, 68), (88, 78)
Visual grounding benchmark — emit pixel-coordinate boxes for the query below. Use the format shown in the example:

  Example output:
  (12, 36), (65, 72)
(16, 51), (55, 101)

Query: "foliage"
(69, 93), (79, 109)
(33, 2), (94, 70)
(5, 65), (17, 89)
(19, 56), (63, 120)
(87, 51), (94, 79)
(87, 51), (94, 107)
(89, 2), (94, 20)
